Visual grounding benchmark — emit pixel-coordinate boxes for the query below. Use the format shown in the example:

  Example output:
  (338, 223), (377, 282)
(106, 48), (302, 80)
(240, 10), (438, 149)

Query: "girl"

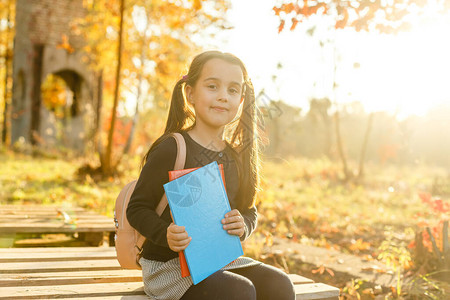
(127, 50), (295, 300)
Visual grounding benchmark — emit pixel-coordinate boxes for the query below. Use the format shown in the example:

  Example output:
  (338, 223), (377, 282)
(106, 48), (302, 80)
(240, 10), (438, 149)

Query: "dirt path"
(266, 238), (402, 288)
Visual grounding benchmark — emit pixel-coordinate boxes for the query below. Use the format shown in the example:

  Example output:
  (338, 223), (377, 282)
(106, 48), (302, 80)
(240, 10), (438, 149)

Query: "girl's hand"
(167, 223), (191, 252)
(221, 209), (245, 238)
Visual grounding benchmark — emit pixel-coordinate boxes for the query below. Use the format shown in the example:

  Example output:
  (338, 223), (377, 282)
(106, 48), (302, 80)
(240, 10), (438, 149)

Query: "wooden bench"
(0, 247), (340, 299)
(0, 205), (115, 247)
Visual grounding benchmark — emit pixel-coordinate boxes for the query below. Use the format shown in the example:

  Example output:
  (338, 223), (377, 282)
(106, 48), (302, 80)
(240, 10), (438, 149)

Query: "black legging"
(180, 263), (295, 300)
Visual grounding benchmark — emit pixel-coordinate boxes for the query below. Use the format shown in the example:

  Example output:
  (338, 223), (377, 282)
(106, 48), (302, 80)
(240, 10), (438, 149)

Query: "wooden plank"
(0, 223), (114, 233)
(0, 247), (117, 262)
(1, 259), (122, 273)
(0, 205), (112, 224)
(288, 273), (314, 284)
(1, 280), (339, 299)
(0, 209), (109, 216)
(0, 281), (340, 299)
(0, 217), (112, 223)
(0, 281), (145, 299)
(0, 214), (111, 220)
(0, 246), (117, 254)
(295, 283), (340, 300)
(0, 205), (86, 211)
(0, 269), (142, 286)
(0, 208), (101, 213)
(0, 246), (340, 299)
(0, 253), (117, 262)
(0, 221), (113, 227)
(56, 297), (148, 300)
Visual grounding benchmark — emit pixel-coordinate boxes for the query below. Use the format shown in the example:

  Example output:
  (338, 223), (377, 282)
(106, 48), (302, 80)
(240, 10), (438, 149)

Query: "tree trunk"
(123, 15), (150, 155)
(102, 0), (125, 175)
(122, 73), (140, 155)
(334, 110), (350, 180)
(324, 116), (332, 158)
(331, 38), (350, 181)
(95, 69), (105, 168)
(30, 44), (44, 146)
(95, 69), (103, 134)
(1, 1), (12, 145)
(357, 112), (374, 179)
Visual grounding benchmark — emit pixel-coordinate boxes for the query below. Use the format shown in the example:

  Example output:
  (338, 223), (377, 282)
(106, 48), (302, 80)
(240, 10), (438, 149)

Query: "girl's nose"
(218, 88), (228, 102)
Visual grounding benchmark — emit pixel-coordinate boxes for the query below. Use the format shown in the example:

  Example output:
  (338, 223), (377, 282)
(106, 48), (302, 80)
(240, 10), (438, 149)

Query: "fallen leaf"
(361, 265), (386, 273)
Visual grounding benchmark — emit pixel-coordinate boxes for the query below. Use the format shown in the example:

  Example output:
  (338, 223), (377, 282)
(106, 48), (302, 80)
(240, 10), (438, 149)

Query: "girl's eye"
(229, 88), (239, 94)
(208, 85), (217, 89)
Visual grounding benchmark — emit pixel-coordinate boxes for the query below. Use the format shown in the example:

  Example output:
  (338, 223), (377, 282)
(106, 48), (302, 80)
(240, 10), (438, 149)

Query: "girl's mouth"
(211, 106), (228, 112)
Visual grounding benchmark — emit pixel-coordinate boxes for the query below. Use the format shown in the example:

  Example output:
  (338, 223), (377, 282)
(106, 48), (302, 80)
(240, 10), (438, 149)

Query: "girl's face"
(185, 58), (244, 131)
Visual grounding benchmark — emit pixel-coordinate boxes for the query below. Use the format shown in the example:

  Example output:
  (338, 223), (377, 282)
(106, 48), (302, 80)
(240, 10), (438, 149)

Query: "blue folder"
(163, 161), (243, 285)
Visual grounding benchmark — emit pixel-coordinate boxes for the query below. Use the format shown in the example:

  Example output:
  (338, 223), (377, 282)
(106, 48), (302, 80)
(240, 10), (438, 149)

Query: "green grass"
(0, 151), (140, 216)
(2, 150), (445, 253)
(256, 156), (447, 253)
(2, 150), (449, 297)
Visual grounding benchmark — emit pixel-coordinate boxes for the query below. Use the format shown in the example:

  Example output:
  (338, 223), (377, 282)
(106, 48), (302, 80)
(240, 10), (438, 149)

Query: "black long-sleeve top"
(127, 131), (257, 262)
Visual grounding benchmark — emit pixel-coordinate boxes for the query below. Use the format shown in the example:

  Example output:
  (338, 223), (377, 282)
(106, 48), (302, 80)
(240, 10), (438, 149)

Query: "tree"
(273, 0), (449, 181)
(308, 98), (332, 157)
(101, 0), (125, 175)
(273, 0), (450, 34)
(72, 0), (230, 176)
(0, 0), (14, 146)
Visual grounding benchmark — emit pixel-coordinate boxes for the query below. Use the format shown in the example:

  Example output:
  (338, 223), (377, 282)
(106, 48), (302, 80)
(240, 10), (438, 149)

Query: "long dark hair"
(142, 50), (262, 210)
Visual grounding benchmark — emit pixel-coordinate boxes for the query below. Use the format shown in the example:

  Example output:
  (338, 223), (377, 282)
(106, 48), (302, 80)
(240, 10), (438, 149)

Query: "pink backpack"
(114, 133), (186, 269)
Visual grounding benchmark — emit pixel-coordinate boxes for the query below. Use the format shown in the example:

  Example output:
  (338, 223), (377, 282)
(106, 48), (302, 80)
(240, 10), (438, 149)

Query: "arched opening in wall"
(42, 74), (70, 119)
(54, 70), (83, 118)
(41, 70), (83, 147)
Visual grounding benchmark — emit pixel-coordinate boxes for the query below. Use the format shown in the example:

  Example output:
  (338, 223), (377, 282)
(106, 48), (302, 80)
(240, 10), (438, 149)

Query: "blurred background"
(1, 0), (449, 169)
(1, 0), (449, 298)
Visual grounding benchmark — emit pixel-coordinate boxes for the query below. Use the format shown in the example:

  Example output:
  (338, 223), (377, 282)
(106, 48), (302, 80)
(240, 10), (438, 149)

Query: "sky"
(199, 0), (450, 119)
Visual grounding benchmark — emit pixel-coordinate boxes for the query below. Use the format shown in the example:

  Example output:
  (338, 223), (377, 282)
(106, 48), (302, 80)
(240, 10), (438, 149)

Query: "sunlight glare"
(352, 13), (450, 118)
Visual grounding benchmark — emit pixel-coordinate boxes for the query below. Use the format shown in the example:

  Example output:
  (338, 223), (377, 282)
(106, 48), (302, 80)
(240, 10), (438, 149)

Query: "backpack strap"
(155, 132), (186, 216)
(135, 132), (186, 253)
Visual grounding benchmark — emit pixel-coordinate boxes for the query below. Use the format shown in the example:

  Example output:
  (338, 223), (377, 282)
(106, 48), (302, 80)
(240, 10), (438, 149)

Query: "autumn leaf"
(361, 288), (374, 296)
(56, 34), (75, 54)
(419, 193), (432, 204)
(325, 267), (335, 277)
(273, 6), (281, 16)
(349, 238), (371, 252)
(264, 231), (274, 247)
(335, 8), (348, 29)
(361, 265), (386, 273)
(319, 222), (339, 233)
(273, 0), (449, 33)
(390, 286), (397, 295)
(278, 19), (285, 33)
(312, 265), (325, 274)
(433, 199), (450, 213)
(192, 0), (202, 10)
(311, 264), (334, 276)
(290, 18), (299, 31)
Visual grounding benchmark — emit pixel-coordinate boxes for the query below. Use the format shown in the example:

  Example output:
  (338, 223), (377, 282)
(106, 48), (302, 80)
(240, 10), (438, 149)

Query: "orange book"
(169, 164), (226, 278)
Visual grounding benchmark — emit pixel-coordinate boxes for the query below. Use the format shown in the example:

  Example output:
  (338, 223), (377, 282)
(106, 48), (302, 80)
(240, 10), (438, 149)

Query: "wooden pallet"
(0, 205), (115, 246)
(0, 247), (340, 299)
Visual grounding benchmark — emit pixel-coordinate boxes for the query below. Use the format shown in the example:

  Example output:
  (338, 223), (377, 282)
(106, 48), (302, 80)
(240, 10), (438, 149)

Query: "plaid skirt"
(140, 256), (262, 300)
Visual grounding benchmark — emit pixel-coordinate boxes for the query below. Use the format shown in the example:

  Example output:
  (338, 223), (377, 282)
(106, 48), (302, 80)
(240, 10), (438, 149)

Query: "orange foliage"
(410, 193), (449, 254)
(312, 264), (335, 276)
(377, 143), (400, 164)
(273, 0), (449, 34)
(102, 113), (132, 149)
(349, 238), (371, 253)
(56, 34), (75, 54)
